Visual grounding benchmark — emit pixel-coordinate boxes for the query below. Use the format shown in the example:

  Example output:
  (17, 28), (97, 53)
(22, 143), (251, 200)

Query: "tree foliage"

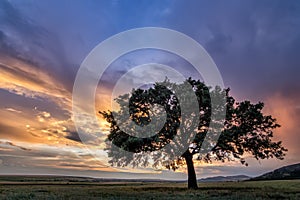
(100, 78), (287, 188)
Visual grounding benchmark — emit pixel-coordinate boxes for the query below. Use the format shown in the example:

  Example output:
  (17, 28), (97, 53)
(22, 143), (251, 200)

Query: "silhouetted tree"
(100, 78), (287, 189)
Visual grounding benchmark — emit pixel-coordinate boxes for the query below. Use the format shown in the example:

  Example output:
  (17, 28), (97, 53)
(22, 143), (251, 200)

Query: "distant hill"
(0, 175), (251, 183)
(1, 163), (299, 184)
(198, 175), (250, 182)
(0, 175), (175, 183)
(251, 163), (300, 181)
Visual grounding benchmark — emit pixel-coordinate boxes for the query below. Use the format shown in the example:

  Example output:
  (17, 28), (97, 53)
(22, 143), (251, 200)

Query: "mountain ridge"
(0, 163), (299, 182)
(251, 163), (300, 180)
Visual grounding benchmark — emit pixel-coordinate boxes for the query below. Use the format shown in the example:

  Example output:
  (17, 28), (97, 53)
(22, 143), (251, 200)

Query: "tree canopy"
(100, 78), (287, 189)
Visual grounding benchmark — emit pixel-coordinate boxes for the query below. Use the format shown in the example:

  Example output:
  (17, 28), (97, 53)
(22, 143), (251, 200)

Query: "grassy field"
(0, 177), (299, 199)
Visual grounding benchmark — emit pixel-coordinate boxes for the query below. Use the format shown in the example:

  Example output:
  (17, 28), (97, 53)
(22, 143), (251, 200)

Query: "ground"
(0, 178), (299, 200)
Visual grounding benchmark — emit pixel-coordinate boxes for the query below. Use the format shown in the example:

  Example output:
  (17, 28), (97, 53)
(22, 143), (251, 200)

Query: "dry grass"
(0, 178), (299, 200)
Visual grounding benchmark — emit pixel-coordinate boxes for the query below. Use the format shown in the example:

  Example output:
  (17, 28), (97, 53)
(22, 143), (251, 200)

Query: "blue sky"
(0, 0), (299, 179)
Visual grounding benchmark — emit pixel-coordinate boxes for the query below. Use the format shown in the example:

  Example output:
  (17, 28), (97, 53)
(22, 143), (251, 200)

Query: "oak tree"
(100, 78), (287, 189)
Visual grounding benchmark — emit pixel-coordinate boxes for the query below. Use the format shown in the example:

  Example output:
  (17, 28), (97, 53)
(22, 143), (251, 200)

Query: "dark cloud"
(65, 131), (82, 143)
(1, 0), (299, 100)
(158, 0), (300, 101)
(0, 0), (75, 91)
(0, 141), (31, 151)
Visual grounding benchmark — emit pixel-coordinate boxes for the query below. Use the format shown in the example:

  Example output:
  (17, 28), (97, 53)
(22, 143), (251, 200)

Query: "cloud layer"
(0, 0), (299, 179)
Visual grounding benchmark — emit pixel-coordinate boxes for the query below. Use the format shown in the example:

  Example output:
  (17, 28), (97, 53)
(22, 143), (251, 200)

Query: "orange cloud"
(0, 54), (71, 111)
(0, 53), (117, 175)
(264, 93), (300, 161)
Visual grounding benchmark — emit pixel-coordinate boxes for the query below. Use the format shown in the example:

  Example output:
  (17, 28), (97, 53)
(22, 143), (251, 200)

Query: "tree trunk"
(184, 152), (198, 189)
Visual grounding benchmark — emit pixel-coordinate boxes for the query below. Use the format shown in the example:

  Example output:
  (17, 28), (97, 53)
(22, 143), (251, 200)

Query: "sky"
(0, 0), (299, 179)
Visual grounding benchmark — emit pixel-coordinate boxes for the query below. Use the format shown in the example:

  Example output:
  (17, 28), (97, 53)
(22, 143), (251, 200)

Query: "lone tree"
(100, 78), (287, 189)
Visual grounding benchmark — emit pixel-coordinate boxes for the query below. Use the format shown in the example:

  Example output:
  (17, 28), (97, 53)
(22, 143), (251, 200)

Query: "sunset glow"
(0, 0), (299, 180)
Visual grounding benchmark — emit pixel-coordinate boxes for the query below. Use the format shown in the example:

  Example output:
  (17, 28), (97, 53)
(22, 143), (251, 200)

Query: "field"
(0, 176), (299, 200)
